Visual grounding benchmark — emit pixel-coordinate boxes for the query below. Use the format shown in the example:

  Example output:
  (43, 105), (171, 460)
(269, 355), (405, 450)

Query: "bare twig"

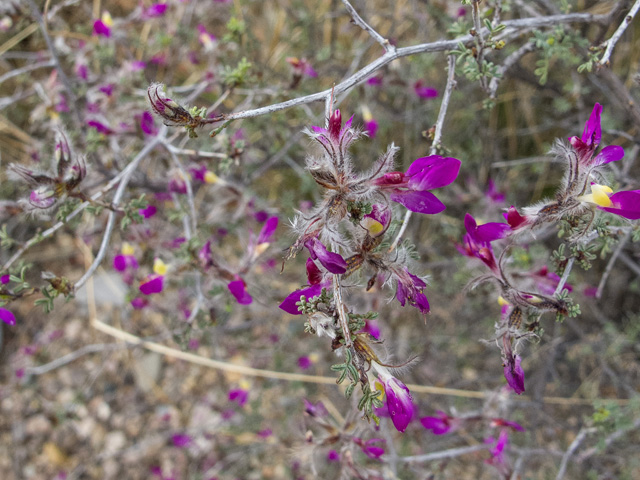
(23, 343), (126, 375)
(388, 55), (457, 253)
(341, 0), (393, 52)
(489, 42), (537, 98)
(598, 0), (640, 67)
(0, 60), (55, 86)
(554, 257), (575, 296)
(555, 427), (597, 480)
(618, 251), (640, 277)
(595, 230), (631, 298)
(400, 444), (489, 463)
(213, 13), (606, 124)
(25, 0), (81, 126)
(74, 130), (167, 291)
(576, 418), (640, 463)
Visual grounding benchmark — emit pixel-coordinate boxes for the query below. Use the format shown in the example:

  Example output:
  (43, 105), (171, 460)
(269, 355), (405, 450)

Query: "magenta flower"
(486, 179), (505, 203)
(113, 254), (138, 272)
(75, 63), (89, 80)
(327, 450), (340, 462)
(228, 388), (248, 407)
(303, 398), (329, 417)
(392, 266), (429, 314)
(354, 437), (385, 459)
(366, 75), (383, 86)
(362, 319), (381, 340)
(29, 187), (56, 209)
(373, 363), (414, 432)
(87, 120), (115, 135)
(530, 266), (572, 295)
(280, 258), (330, 315)
(228, 278), (252, 305)
(140, 275), (164, 295)
(140, 111), (158, 136)
(257, 216), (279, 244)
(310, 109), (356, 154)
(459, 213), (510, 274)
(504, 205), (530, 230)
(374, 155), (460, 214)
(131, 298), (148, 309)
(286, 57), (318, 78)
(485, 429), (509, 466)
(93, 19), (111, 37)
(365, 118), (379, 138)
(491, 418), (525, 432)
(297, 356), (312, 370)
(143, 3), (168, 18)
(420, 411), (458, 435)
(304, 237), (347, 274)
(99, 84), (114, 96)
(503, 353), (525, 395)
(171, 434), (192, 448)
(168, 175), (187, 194)
(1, 275), (9, 284)
(139, 205), (157, 218)
(0, 308), (16, 326)
(569, 103), (624, 167)
(413, 80), (438, 99)
(599, 190), (640, 219)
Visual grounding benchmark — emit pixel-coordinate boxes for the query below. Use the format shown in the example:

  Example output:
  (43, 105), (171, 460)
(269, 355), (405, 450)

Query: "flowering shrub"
(1, 1), (640, 479)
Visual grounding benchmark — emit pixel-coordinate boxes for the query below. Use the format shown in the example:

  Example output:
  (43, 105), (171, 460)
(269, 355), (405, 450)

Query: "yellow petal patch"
(239, 378), (251, 390)
(153, 258), (168, 276)
(101, 12), (113, 27)
(498, 296), (510, 306)
(591, 184), (613, 207)
(121, 242), (135, 256)
(362, 217), (384, 236)
(204, 171), (219, 184)
(362, 105), (372, 122)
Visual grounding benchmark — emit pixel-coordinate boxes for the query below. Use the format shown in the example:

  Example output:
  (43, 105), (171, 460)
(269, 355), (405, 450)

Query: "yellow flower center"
(101, 12), (113, 27)
(204, 171), (219, 184)
(121, 242), (135, 256)
(579, 183), (613, 207)
(153, 258), (168, 276)
(362, 217), (384, 236)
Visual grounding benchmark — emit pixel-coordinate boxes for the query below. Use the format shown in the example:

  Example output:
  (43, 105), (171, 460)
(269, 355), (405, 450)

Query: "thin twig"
(598, 0), (640, 67)
(388, 55), (457, 253)
(489, 42), (537, 98)
(595, 230), (630, 299)
(74, 130), (167, 291)
(341, 0), (393, 52)
(400, 444), (489, 463)
(618, 251), (640, 277)
(212, 12), (606, 124)
(576, 418), (640, 463)
(554, 257), (574, 296)
(555, 427), (597, 480)
(0, 60), (55, 86)
(23, 343), (126, 375)
(25, 0), (81, 126)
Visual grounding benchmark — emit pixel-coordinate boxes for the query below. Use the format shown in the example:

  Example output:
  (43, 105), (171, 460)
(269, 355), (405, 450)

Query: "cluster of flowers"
(276, 107), (460, 432)
(459, 103), (638, 395)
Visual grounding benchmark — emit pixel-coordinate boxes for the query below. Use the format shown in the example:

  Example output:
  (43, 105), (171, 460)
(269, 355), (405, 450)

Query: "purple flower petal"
(113, 255), (127, 271)
(228, 279), (252, 305)
(171, 434), (192, 448)
(139, 205), (157, 219)
(0, 308), (16, 326)
(279, 283), (324, 315)
(306, 258), (323, 285)
(599, 190), (640, 219)
(592, 145), (625, 166)
(257, 216), (278, 244)
(228, 388), (248, 406)
(420, 411), (453, 435)
(385, 378), (414, 433)
(389, 189), (446, 214)
(406, 156), (461, 191)
(503, 354), (525, 395)
(93, 19), (111, 37)
(305, 238), (347, 274)
(581, 103), (602, 147)
(140, 275), (164, 295)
